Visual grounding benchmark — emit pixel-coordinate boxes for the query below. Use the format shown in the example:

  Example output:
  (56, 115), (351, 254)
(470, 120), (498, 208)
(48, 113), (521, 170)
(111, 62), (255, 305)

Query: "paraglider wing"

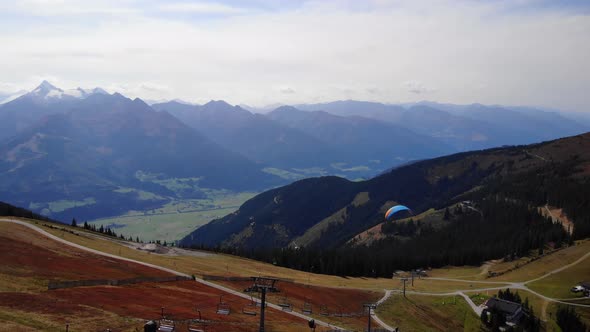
(385, 205), (411, 220)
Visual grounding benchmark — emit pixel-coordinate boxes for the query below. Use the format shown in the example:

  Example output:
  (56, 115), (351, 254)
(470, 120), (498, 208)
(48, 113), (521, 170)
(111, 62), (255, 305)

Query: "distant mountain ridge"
(153, 101), (456, 177)
(295, 100), (589, 151)
(267, 106), (452, 165)
(153, 100), (336, 168)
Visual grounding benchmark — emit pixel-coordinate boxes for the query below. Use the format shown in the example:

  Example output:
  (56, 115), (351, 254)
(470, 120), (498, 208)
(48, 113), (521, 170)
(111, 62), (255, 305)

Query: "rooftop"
(485, 297), (522, 315)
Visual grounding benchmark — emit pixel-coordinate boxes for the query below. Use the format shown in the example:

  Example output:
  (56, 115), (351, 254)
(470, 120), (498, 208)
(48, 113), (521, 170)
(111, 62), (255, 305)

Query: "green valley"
(90, 191), (256, 243)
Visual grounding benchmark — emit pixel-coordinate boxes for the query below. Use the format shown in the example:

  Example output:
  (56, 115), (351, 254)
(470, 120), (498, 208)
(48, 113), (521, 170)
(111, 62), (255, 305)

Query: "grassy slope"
(0, 221), (314, 332)
(427, 240), (590, 283)
(30, 219), (507, 292)
(490, 240), (590, 283)
(294, 191), (371, 247)
(376, 294), (482, 331)
(0, 306), (138, 332)
(527, 255), (590, 298)
(8, 218), (590, 331)
(217, 280), (383, 331)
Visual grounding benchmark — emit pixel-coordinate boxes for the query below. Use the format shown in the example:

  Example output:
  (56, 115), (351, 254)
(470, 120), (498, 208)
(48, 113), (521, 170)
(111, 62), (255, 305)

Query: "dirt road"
(0, 218), (345, 330)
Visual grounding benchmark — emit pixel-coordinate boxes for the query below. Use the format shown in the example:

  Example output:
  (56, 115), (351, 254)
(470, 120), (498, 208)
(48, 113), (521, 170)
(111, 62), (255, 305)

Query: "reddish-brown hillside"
(0, 222), (313, 331)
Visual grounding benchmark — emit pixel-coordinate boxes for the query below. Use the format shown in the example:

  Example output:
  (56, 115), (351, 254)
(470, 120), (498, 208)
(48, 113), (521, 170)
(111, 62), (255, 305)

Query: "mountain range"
(152, 100), (336, 168)
(1, 81), (588, 227)
(0, 84), (279, 221)
(152, 101), (452, 173)
(296, 100), (588, 151)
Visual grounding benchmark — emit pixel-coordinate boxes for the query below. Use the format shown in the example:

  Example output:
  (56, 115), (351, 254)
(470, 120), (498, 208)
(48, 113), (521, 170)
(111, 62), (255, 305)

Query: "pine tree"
(480, 310), (489, 325)
(71, 218), (77, 227)
(514, 291), (521, 304)
(443, 207), (451, 220)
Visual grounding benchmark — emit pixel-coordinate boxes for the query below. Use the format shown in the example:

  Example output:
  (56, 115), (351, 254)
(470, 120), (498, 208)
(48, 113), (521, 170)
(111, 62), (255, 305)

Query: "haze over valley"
(1, 81), (588, 242)
(1, 1), (590, 331)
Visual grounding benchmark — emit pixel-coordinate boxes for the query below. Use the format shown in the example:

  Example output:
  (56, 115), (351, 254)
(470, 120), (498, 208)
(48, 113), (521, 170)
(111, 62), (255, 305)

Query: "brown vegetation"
(0, 222), (310, 331)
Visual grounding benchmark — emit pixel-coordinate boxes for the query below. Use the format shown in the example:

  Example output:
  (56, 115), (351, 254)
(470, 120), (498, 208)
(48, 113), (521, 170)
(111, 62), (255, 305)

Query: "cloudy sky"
(0, 0), (589, 111)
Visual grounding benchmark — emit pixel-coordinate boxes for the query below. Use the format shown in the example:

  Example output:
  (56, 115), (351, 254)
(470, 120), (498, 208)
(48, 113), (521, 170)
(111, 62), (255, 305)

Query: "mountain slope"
(0, 93), (279, 221)
(267, 106), (454, 165)
(0, 81), (108, 142)
(181, 176), (362, 248)
(155, 101), (456, 177)
(153, 100), (336, 168)
(180, 132), (590, 250)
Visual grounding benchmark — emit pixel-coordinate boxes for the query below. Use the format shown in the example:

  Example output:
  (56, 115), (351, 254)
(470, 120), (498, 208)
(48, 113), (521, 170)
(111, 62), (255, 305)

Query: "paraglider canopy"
(385, 205), (411, 220)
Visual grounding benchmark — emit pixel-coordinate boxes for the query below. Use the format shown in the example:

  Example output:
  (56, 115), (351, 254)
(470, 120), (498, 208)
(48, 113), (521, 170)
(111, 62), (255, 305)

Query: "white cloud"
(3, 0), (139, 16)
(105, 81), (172, 100)
(0, 82), (23, 94)
(0, 0), (588, 111)
(158, 2), (249, 15)
(278, 86), (296, 94)
(403, 81), (436, 94)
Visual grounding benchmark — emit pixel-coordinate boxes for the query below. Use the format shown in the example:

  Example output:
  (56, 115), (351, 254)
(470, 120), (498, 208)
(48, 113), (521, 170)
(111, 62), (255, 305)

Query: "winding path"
(4, 217), (588, 330)
(371, 290), (396, 331)
(0, 218), (345, 330)
(370, 246), (590, 328)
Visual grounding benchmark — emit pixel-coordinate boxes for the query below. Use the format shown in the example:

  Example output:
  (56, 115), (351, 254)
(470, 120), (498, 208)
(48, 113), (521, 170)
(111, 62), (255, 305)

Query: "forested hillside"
(181, 133), (590, 276)
(0, 201), (55, 222)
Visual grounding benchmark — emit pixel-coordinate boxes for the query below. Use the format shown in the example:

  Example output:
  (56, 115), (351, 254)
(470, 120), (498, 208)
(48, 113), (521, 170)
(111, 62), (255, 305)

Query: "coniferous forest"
(209, 197), (568, 277)
(190, 154), (589, 278)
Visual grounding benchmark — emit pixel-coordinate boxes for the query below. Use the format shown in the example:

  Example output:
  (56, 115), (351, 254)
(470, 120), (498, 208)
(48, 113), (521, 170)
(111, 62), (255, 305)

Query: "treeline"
(0, 201), (55, 222)
(74, 218), (176, 246)
(481, 157), (590, 240)
(556, 306), (588, 332)
(0, 200), (168, 246)
(190, 197), (570, 277)
(73, 218), (143, 243)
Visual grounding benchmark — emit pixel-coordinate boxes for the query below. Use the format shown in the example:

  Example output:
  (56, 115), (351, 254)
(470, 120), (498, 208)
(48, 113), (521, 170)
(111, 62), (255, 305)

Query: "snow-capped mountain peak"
(26, 81), (109, 101)
(32, 80), (64, 98)
(89, 87), (109, 95)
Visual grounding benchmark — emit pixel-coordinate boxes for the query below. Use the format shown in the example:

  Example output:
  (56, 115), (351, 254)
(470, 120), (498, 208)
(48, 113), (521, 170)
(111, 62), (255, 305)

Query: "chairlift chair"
(242, 296), (258, 316)
(302, 297), (312, 315)
(216, 302), (230, 315)
(187, 314), (206, 332)
(187, 325), (204, 332)
(157, 319), (175, 332)
(278, 296), (292, 311)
